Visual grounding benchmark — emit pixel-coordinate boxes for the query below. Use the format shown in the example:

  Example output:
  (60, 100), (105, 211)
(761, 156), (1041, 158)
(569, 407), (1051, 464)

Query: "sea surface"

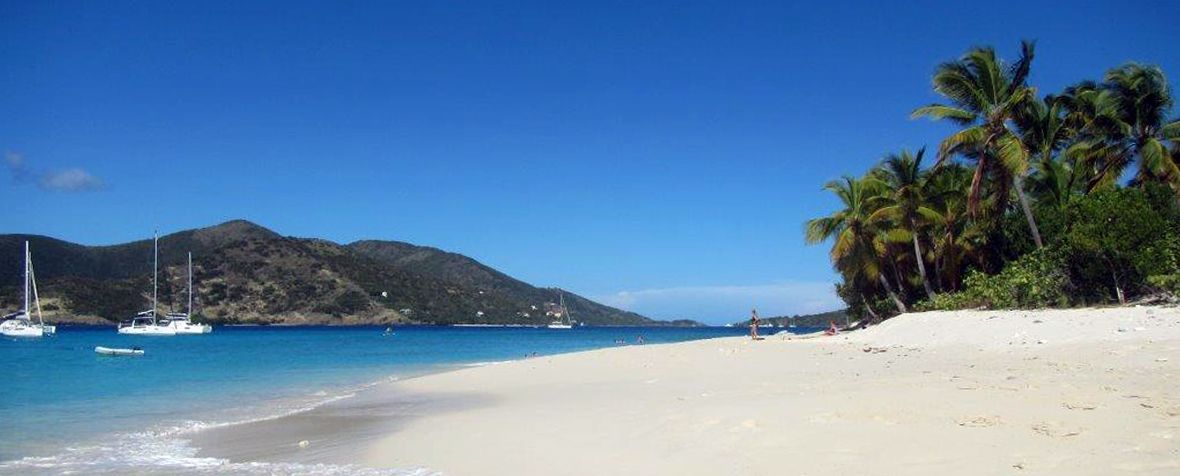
(0, 324), (813, 474)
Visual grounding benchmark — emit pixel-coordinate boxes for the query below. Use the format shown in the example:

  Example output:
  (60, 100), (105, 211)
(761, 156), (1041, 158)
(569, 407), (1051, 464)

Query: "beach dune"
(202, 307), (1180, 475)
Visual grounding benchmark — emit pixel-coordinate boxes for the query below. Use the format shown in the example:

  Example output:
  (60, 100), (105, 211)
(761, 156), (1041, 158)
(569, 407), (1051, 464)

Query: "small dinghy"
(95, 346), (144, 356)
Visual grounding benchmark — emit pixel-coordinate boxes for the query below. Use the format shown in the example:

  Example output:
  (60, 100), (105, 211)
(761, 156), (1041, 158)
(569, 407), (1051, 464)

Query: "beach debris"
(1063, 402), (1098, 410)
(957, 416), (999, 428)
(1140, 403), (1156, 409)
(1157, 357), (1169, 362)
(1013, 462), (1025, 470)
(861, 346), (888, 354)
(1036, 339), (1047, 345)
(298, 440), (310, 449)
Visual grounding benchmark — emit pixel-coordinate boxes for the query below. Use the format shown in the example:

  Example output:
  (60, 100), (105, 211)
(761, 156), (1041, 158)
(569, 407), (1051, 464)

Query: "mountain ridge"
(0, 220), (675, 326)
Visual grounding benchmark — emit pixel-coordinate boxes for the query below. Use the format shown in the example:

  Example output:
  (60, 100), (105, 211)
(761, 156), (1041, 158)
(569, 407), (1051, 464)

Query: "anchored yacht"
(118, 232), (175, 336)
(1, 241), (56, 338)
(160, 252), (212, 334)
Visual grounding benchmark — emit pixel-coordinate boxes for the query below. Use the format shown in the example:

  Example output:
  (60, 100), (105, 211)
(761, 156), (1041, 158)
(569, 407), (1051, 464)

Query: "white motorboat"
(159, 252), (212, 334)
(95, 346), (144, 356)
(118, 232), (175, 336)
(547, 293), (574, 329)
(1, 241), (55, 338)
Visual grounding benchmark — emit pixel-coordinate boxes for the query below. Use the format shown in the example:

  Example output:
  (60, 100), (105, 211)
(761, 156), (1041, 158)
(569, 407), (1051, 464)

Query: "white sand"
(202, 307), (1180, 475)
(360, 307), (1180, 475)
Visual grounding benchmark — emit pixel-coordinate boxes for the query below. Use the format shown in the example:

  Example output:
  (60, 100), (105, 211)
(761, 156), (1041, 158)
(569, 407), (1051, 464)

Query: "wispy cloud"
(5, 151), (106, 192)
(6, 152), (31, 182)
(594, 281), (843, 325)
(39, 168), (105, 191)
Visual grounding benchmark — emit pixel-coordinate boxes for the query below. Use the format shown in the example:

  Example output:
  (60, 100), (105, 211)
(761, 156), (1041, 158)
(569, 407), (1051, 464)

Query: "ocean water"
(0, 324), (797, 474)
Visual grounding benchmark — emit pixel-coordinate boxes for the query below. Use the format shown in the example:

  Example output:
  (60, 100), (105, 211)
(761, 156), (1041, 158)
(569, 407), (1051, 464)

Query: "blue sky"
(2, 1), (1178, 324)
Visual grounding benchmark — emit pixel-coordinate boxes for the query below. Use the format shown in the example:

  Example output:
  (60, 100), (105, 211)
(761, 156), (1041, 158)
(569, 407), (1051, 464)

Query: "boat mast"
(23, 241), (29, 318)
(29, 249), (43, 326)
(152, 231), (158, 324)
(559, 292), (569, 325)
(187, 252), (192, 317)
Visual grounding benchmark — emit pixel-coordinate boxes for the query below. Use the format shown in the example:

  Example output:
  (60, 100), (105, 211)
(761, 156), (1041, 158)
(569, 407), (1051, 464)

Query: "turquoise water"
(0, 325), (787, 474)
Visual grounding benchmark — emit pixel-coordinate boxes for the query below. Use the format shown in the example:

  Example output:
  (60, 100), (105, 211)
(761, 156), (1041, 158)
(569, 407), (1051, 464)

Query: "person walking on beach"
(750, 308), (760, 340)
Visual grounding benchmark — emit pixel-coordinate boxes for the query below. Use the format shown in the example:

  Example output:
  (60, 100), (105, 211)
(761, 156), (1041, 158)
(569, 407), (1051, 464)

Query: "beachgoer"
(636, 335), (645, 345)
(824, 320), (839, 336)
(750, 309), (760, 340)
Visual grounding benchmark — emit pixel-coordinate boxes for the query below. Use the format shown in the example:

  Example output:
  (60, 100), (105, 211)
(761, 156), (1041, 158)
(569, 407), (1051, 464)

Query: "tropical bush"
(807, 41), (1180, 319)
(918, 248), (1069, 310)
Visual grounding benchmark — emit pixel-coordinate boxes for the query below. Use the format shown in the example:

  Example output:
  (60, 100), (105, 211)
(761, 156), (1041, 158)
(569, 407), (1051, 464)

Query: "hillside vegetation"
(0, 220), (658, 326)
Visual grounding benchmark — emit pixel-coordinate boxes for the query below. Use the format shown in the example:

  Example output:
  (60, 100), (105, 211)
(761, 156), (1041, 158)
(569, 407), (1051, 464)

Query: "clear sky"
(3, 1), (1178, 324)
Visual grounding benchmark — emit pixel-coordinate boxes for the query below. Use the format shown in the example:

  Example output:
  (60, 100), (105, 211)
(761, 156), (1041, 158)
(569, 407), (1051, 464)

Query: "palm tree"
(912, 41), (1044, 249)
(1018, 96), (1083, 212)
(869, 148), (940, 299)
(1067, 64), (1180, 192)
(805, 175), (908, 313)
(925, 164), (986, 291)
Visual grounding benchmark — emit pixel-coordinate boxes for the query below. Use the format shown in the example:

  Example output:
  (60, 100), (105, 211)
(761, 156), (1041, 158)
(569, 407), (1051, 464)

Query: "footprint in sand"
(1063, 402), (1098, 410)
(728, 419), (760, 432)
(1031, 422), (1083, 438)
(957, 416), (1000, 428)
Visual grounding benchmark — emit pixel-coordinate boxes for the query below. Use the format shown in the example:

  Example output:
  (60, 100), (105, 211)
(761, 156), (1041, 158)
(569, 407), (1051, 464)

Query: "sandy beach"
(197, 307), (1180, 475)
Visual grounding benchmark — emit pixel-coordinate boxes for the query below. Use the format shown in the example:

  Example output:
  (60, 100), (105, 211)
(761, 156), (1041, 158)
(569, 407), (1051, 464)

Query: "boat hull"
(117, 325), (176, 336)
(172, 324), (212, 334)
(0, 320), (49, 337)
(95, 346), (144, 356)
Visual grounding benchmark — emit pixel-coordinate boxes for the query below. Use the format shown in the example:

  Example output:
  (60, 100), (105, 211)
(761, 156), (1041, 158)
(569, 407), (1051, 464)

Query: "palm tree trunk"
(910, 219), (936, 300)
(1013, 175), (1044, 249)
(862, 300), (880, 325)
(877, 274), (908, 314)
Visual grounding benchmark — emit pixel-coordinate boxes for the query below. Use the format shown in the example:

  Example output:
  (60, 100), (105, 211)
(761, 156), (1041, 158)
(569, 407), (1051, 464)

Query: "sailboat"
(160, 252), (212, 334)
(117, 232), (175, 335)
(547, 293), (574, 329)
(1, 241), (56, 337)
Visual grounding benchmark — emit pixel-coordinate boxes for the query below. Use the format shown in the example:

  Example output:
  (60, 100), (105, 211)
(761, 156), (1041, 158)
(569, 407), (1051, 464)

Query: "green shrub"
(1062, 188), (1172, 303)
(919, 248), (1070, 310)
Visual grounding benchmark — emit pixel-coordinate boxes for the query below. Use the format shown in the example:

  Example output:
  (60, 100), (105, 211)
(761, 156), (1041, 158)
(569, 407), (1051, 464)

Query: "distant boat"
(95, 346), (144, 356)
(117, 232), (175, 336)
(160, 252), (212, 334)
(1, 241), (56, 338)
(547, 293), (574, 329)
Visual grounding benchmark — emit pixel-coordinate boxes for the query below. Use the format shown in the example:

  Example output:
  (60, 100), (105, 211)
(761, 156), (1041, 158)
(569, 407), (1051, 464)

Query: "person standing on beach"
(750, 309), (760, 340)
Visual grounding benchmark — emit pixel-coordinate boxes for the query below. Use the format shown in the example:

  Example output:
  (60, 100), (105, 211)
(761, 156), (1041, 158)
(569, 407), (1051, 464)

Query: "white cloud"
(594, 281), (843, 325)
(39, 168), (105, 192)
(4, 151), (106, 192)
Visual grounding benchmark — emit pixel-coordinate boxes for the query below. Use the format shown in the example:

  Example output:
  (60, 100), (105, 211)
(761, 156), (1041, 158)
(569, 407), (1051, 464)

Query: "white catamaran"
(117, 232), (176, 335)
(160, 252), (212, 334)
(547, 293), (574, 329)
(1, 241), (56, 338)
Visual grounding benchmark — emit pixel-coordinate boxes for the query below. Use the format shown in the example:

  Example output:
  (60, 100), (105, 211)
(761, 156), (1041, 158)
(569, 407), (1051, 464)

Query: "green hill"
(731, 309), (848, 328)
(0, 220), (656, 326)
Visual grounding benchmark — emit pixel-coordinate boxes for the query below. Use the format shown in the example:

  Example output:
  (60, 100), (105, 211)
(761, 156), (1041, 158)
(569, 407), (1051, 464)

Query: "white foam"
(0, 376), (435, 475)
(461, 359), (515, 367)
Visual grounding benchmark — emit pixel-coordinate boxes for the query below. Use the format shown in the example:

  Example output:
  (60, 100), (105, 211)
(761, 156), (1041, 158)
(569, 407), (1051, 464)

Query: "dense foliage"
(807, 42), (1180, 321)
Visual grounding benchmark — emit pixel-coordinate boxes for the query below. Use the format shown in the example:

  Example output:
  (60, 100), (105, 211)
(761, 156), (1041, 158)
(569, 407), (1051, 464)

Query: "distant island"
(730, 309), (847, 328)
(0, 220), (695, 327)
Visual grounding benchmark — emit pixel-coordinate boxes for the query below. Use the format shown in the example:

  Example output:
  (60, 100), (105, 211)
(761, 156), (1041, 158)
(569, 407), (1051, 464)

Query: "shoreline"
(192, 306), (1180, 475)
